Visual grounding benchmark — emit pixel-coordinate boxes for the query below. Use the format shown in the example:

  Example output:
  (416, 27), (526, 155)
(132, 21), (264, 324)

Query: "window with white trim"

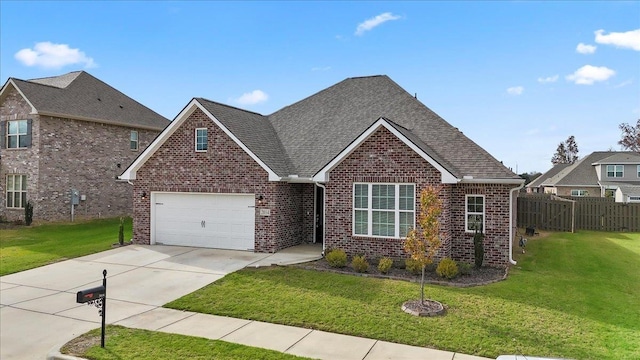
(465, 195), (485, 232)
(606, 165), (623, 178)
(629, 196), (640, 202)
(195, 128), (208, 152)
(353, 183), (415, 238)
(6, 174), (27, 209)
(6, 120), (28, 148)
(130, 131), (138, 150)
(571, 189), (588, 197)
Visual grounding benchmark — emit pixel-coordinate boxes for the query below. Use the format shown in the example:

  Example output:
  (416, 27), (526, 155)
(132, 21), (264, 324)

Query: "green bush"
(351, 255), (369, 273)
(377, 257), (393, 274)
(118, 217), (125, 245)
(474, 228), (485, 268)
(436, 258), (459, 279)
(458, 261), (472, 275)
(405, 258), (423, 275)
(24, 201), (34, 226)
(326, 248), (347, 268)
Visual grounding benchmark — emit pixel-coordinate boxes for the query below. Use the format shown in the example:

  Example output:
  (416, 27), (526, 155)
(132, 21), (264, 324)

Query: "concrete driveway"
(0, 244), (321, 360)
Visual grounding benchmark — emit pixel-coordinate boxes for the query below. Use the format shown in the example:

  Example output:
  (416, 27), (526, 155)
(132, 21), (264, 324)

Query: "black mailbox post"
(76, 269), (107, 348)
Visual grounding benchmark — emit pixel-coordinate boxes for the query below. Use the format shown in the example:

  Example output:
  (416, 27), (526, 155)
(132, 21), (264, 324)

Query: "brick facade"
(1, 87), (161, 222)
(324, 127), (513, 267)
(128, 109), (514, 266)
(132, 108), (313, 252)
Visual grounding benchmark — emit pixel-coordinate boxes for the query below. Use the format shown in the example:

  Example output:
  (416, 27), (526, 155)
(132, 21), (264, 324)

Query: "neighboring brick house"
(526, 151), (640, 202)
(120, 75), (524, 267)
(0, 71), (169, 222)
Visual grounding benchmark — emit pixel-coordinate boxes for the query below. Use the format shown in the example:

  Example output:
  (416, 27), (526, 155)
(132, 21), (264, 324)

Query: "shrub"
(458, 261), (472, 275)
(351, 255), (369, 273)
(474, 228), (485, 268)
(25, 201), (34, 226)
(405, 258), (423, 275)
(326, 248), (347, 268)
(118, 217), (125, 245)
(436, 258), (459, 279)
(377, 257), (393, 274)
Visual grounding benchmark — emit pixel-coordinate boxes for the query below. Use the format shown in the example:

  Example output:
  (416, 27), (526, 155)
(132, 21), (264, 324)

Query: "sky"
(1, 1), (639, 174)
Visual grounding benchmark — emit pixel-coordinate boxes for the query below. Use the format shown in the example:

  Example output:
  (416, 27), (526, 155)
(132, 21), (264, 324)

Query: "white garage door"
(152, 192), (255, 250)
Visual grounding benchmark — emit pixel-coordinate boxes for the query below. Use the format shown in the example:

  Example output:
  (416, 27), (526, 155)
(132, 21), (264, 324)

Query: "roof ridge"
(196, 97), (265, 117)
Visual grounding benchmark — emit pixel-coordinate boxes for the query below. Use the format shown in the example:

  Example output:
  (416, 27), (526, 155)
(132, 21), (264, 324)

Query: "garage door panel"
(152, 193), (255, 250)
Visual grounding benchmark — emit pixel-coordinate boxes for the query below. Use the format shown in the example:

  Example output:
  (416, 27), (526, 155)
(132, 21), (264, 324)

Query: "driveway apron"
(0, 245), (281, 360)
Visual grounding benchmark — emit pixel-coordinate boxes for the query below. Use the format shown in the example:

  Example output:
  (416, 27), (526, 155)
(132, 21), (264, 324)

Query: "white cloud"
(14, 42), (96, 69)
(507, 86), (524, 95)
(594, 29), (640, 51)
(537, 75), (559, 83)
(355, 12), (401, 36)
(566, 65), (615, 85)
(235, 90), (268, 105)
(576, 43), (596, 54)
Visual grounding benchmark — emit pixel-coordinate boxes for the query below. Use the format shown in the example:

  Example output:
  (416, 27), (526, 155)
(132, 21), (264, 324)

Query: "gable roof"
(532, 151), (639, 188)
(592, 152), (640, 165)
(527, 163), (572, 188)
(268, 75), (516, 181)
(1, 71), (169, 130)
(121, 75), (521, 183)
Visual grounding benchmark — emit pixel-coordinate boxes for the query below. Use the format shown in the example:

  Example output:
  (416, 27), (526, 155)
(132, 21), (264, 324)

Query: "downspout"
(316, 183), (327, 256)
(509, 182), (525, 265)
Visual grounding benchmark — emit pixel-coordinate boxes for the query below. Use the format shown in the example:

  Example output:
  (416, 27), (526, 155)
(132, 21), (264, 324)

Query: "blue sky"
(1, 1), (638, 174)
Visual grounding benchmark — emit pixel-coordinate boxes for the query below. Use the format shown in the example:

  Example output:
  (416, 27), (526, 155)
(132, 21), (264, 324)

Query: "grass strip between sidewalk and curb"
(61, 325), (312, 360)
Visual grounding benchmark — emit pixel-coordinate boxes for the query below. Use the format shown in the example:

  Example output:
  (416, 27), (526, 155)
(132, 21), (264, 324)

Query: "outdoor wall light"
(141, 191), (147, 200)
(257, 195), (264, 205)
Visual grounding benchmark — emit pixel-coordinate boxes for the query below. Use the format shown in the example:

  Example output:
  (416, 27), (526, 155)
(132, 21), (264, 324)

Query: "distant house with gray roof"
(0, 71), (169, 222)
(526, 151), (640, 202)
(121, 75), (524, 267)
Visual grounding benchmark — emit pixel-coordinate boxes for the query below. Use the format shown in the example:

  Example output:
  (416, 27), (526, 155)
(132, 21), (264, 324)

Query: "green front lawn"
(64, 326), (311, 360)
(166, 231), (640, 360)
(0, 217), (131, 276)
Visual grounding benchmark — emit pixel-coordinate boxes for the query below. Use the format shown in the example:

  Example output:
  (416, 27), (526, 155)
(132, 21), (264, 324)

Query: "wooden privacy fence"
(517, 195), (640, 232)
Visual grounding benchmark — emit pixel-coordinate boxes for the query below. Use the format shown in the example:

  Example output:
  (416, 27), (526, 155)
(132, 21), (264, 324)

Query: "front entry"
(315, 185), (324, 244)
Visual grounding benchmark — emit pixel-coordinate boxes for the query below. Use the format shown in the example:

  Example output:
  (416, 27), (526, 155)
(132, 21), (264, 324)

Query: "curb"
(46, 344), (87, 360)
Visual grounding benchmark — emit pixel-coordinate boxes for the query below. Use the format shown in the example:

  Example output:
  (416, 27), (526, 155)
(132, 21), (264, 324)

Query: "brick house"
(0, 71), (169, 222)
(120, 75), (524, 267)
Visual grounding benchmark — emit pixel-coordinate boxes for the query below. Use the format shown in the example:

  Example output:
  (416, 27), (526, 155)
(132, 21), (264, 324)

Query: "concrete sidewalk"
(49, 307), (492, 360)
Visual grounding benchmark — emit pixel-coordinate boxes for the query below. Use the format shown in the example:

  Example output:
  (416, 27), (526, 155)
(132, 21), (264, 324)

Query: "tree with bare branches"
(618, 120), (640, 152)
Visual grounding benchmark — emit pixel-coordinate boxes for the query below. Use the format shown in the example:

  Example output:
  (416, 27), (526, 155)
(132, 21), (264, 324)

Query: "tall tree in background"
(618, 120), (640, 152)
(551, 136), (579, 164)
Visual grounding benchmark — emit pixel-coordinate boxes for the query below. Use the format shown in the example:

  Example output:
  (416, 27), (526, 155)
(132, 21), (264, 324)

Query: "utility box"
(71, 189), (80, 205)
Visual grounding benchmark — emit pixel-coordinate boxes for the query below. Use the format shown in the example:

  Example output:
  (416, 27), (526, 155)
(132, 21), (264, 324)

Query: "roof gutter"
(459, 177), (525, 185)
(509, 181), (525, 265)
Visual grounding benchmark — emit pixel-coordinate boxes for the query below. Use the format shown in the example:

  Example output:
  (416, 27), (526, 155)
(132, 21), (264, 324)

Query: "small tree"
(25, 201), (34, 226)
(618, 119), (640, 152)
(118, 217), (125, 245)
(403, 186), (443, 305)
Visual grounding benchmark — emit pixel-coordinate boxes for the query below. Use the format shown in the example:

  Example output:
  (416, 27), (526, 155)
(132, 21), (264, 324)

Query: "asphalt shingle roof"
(527, 163), (572, 188)
(7, 71), (169, 130)
(197, 98), (293, 177)
(554, 151), (636, 186)
(266, 75), (517, 179)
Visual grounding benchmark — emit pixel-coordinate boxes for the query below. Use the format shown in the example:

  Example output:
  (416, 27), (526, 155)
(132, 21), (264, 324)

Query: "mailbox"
(76, 285), (105, 303)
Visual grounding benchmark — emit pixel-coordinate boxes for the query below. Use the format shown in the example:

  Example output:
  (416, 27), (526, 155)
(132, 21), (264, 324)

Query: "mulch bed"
(294, 258), (508, 287)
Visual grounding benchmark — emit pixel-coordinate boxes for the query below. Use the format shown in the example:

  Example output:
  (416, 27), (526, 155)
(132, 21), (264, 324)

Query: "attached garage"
(151, 192), (255, 250)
